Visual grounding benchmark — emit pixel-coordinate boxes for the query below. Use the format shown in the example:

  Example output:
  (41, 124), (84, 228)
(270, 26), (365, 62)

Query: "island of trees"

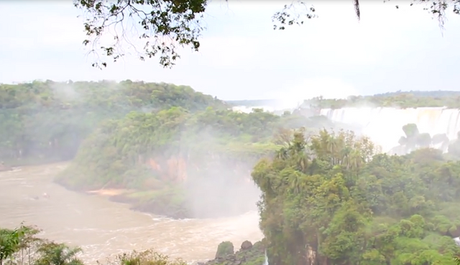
(1, 81), (460, 264)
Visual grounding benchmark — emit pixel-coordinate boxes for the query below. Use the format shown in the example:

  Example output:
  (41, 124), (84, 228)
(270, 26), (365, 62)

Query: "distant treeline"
(228, 91), (460, 109)
(313, 91), (460, 109)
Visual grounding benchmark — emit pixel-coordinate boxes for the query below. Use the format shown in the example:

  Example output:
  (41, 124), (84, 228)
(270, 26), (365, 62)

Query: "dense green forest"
(0, 80), (343, 218)
(0, 80), (225, 165)
(2, 82), (460, 264)
(253, 129), (460, 265)
(55, 103), (339, 218)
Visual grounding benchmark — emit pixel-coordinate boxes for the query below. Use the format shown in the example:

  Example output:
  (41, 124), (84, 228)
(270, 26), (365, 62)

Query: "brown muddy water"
(0, 163), (263, 264)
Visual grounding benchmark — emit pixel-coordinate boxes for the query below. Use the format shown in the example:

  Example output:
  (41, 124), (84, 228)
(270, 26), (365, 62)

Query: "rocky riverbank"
(199, 240), (266, 265)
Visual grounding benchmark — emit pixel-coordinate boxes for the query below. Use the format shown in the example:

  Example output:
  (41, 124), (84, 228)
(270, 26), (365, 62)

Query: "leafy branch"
(75, 0), (207, 69)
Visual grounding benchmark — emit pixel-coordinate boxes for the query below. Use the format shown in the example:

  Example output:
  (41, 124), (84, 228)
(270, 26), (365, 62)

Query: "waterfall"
(455, 237), (460, 247)
(320, 107), (460, 152)
(263, 249), (269, 265)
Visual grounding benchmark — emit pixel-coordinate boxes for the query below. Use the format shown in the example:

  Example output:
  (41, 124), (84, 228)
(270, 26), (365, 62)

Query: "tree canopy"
(74, 0), (460, 68)
(0, 80), (224, 165)
(252, 129), (460, 264)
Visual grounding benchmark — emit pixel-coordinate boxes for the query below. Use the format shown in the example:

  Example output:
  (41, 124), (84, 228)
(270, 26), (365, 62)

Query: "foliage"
(55, 101), (334, 218)
(75, 0), (207, 69)
(215, 241), (234, 259)
(0, 225), (186, 265)
(55, 106), (287, 189)
(308, 91), (460, 109)
(35, 242), (84, 265)
(74, 0), (460, 68)
(274, 0), (460, 31)
(0, 225), (41, 265)
(0, 228), (21, 265)
(203, 240), (266, 265)
(108, 249), (186, 265)
(0, 80), (225, 166)
(252, 129), (460, 265)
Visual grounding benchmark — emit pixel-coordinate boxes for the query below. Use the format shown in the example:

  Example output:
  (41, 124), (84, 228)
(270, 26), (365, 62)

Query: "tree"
(75, 0), (460, 69)
(0, 225), (40, 265)
(35, 242), (84, 265)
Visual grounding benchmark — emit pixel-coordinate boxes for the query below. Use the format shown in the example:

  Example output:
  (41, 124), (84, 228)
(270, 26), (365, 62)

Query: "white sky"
(1, 0), (460, 100)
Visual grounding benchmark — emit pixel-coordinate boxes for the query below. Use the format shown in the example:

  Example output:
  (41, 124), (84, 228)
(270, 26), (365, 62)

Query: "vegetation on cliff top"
(252, 129), (460, 264)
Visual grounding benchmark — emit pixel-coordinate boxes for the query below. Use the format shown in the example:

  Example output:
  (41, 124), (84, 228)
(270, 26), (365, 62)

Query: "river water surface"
(0, 163), (263, 264)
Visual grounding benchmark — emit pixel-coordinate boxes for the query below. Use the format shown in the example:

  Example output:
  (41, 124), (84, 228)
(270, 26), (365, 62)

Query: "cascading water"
(320, 107), (460, 152)
(263, 250), (269, 265)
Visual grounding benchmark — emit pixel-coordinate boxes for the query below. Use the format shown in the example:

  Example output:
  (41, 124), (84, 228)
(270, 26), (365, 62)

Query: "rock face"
(199, 240), (265, 265)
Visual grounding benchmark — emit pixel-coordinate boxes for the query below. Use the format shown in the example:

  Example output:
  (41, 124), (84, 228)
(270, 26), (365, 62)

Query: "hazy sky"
(1, 0), (460, 100)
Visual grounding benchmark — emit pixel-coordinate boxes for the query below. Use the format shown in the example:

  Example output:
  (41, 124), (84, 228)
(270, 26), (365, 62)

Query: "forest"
(305, 91), (460, 109)
(2, 81), (460, 264)
(54, 95), (339, 218)
(253, 129), (460, 264)
(0, 80), (225, 165)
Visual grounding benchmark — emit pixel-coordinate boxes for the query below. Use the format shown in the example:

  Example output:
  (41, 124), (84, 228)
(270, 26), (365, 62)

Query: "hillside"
(0, 80), (226, 166)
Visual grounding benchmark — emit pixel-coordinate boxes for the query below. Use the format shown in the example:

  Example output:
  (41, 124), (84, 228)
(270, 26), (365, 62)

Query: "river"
(0, 163), (264, 264)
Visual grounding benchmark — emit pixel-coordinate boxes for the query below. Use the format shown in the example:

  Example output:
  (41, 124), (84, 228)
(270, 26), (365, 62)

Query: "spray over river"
(0, 163), (264, 264)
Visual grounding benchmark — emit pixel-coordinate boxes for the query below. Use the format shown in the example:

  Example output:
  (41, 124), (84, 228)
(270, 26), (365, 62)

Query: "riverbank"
(86, 189), (131, 196)
(54, 177), (187, 219)
(103, 189), (190, 219)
